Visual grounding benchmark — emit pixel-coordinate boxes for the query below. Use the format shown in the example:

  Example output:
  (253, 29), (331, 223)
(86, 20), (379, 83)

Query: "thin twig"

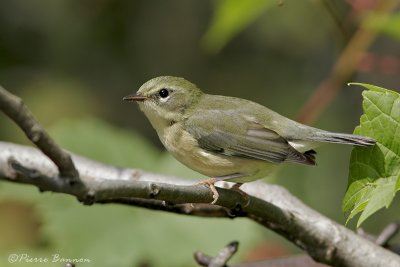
(376, 223), (399, 246)
(195, 252), (215, 267)
(357, 223), (400, 247)
(296, 0), (399, 125)
(0, 86), (81, 186)
(194, 241), (239, 267)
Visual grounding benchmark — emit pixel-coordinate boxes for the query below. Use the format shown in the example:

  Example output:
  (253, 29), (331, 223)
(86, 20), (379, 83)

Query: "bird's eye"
(159, 88), (169, 98)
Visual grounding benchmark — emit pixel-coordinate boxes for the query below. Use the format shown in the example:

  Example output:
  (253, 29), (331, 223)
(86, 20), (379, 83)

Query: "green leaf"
(343, 83), (400, 226)
(343, 179), (374, 224)
(347, 82), (389, 93)
(201, 0), (275, 53)
(357, 176), (397, 226)
(397, 173), (400, 191)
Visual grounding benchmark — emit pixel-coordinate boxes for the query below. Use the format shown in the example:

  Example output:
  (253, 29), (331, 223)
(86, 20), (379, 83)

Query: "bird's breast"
(161, 124), (232, 174)
(159, 123), (275, 180)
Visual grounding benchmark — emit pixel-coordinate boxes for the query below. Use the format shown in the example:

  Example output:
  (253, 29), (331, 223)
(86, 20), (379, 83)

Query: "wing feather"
(185, 110), (315, 165)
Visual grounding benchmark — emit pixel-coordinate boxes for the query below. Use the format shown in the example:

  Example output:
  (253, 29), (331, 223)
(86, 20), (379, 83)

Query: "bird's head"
(124, 76), (203, 127)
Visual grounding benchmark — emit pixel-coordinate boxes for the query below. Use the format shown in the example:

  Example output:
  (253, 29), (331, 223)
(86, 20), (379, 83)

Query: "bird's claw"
(198, 178), (219, 204)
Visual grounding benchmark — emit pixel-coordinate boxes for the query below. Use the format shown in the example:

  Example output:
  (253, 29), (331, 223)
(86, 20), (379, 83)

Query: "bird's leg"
(198, 173), (245, 205)
(198, 178), (220, 204)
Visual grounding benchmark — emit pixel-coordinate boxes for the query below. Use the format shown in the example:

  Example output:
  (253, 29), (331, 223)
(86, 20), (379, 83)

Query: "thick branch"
(0, 86), (80, 183)
(0, 142), (399, 267)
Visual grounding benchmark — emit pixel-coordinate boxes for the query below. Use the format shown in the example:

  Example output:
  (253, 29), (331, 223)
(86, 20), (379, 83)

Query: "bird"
(123, 76), (375, 204)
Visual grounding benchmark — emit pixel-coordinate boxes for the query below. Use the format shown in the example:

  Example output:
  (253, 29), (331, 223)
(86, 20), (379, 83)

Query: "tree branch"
(194, 241), (239, 267)
(0, 86), (81, 186)
(194, 244), (342, 267)
(198, 224), (400, 267)
(1, 85), (399, 266)
(376, 223), (399, 246)
(0, 142), (399, 267)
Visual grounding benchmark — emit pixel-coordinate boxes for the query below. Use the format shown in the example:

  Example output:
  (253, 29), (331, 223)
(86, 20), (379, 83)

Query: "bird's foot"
(198, 178), (219, 204)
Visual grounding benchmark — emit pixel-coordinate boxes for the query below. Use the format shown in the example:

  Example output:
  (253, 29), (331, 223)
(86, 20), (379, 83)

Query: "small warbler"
(124, 76), (375, 204)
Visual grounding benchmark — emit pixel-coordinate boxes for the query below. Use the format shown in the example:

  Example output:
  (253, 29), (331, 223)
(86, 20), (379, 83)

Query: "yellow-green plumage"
(124, 76), (375, 185)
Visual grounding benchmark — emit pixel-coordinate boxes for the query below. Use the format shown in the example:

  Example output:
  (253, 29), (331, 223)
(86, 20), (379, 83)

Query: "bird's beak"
(123, 93), (147, 102)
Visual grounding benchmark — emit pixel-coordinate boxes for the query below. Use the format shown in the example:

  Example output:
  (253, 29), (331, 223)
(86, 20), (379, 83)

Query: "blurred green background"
(0, 0), (399, 266)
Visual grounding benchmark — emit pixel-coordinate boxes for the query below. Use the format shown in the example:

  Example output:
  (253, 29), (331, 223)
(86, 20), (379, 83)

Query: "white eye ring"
(159, 95), (170, 103)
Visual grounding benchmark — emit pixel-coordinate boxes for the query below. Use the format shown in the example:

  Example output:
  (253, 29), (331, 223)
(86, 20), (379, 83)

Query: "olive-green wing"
(184, 110), (315, 165)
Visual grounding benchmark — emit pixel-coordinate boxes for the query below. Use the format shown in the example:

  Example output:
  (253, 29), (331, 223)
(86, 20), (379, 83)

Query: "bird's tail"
(311, 131), (376, 147)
